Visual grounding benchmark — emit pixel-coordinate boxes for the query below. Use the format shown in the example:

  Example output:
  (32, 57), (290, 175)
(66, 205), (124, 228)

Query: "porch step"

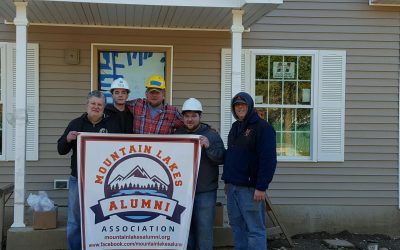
(6, 226), (234, 250)
(7, 226), (67, 250)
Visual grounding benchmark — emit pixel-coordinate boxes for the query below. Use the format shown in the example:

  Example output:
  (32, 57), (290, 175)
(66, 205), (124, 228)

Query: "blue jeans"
(187, 191), (217, 250)
(67, 176), (81, 250)
(226, 185), (266, 250)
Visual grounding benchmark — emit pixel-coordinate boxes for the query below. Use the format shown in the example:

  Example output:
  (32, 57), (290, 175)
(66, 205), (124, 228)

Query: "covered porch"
(0, 0), (282, 248)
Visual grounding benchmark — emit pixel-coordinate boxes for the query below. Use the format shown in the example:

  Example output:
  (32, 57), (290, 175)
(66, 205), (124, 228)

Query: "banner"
(78, 133), (201, 250)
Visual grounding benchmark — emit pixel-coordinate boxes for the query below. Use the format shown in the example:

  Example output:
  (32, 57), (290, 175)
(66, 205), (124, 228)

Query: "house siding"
(242, 0), (400, 235)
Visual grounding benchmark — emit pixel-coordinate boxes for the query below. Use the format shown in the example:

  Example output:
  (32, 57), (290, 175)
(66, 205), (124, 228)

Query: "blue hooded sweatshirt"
(222, 92), (277, 191)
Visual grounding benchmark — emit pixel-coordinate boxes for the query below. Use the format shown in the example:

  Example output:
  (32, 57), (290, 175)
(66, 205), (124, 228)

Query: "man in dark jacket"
(104, 78), (133, 134)
(57, 90), (123, 250)
(222, 92), (277, 250)
(175, 98), (225, 250)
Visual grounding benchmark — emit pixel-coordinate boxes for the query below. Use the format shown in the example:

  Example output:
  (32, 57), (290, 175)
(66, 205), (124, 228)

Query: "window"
(221, 49), (345, 162)
(91, 44), (173, 103)
(0, 42), (39, 161)
(252, 53), (314, 160)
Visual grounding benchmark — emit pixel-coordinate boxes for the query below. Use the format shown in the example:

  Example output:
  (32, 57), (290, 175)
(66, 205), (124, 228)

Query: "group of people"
(57, 74), (277, 250)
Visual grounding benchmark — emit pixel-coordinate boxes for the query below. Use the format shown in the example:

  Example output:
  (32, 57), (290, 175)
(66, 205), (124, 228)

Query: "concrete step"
(7, 226), (67, 250)
(6, 226), (233, 250)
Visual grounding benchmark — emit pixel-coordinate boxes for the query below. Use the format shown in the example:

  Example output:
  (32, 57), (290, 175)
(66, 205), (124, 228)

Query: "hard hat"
(110, 78), (130, 93)
(146, 74), (166, 89)
(182, 98), (203, 113)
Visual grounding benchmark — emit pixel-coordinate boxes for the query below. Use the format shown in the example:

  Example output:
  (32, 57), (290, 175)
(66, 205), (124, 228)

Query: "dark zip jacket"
(104, 103), (134, 134)
(57, 113), (123, 177)
(222, 92), (277, 191)
(175, 123), (225, 193)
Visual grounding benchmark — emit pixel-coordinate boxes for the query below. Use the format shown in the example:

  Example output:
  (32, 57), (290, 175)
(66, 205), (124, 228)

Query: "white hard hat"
(110, 78), (130, 93)
(182, 98), (203, 113)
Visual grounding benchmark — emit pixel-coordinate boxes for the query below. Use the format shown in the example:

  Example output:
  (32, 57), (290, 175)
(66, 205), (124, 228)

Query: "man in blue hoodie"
(222, 92), (277, 250)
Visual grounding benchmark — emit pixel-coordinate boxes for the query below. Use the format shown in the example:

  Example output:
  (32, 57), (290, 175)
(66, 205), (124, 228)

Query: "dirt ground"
(215, 230), (400, 250)
(286, 231), (400, 250)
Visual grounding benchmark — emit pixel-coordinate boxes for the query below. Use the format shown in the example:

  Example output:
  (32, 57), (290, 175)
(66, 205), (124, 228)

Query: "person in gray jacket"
(175, 98), (225, 250)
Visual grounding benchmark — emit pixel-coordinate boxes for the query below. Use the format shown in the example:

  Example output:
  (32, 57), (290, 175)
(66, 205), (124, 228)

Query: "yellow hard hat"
(145, 74), (166, 89)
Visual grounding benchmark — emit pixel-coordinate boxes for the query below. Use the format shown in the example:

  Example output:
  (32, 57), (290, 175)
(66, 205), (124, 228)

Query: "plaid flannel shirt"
(126, 98), (184, 134)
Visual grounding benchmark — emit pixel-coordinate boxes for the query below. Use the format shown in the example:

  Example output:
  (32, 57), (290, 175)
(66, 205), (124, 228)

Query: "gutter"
(4, 21), (251, 32)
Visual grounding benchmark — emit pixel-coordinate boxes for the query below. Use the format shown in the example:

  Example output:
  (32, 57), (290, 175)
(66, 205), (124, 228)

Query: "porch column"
(231, 9), (244, 96)
(11, 1), (28, 228)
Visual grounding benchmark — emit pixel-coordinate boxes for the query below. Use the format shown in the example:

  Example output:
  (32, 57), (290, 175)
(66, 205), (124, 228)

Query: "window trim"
(0, 43), (5, 160)
(91, 43), (174, 103)
(220, 48), (345, 163)
(249, 49), (319, 162)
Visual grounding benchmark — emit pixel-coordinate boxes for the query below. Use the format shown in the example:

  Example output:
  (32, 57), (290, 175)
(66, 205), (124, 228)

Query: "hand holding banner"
(78, 133), (201, 250)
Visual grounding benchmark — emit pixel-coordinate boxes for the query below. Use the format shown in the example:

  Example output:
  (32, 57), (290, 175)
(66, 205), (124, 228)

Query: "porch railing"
(0, 184), (14, 250)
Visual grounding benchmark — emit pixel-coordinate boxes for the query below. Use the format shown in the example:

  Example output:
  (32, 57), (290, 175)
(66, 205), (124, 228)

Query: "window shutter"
(6, 43), (39, 161)
(5, 44), (15, 159)
(317, 50), (346, 162)
(220, 49), (232, 147)
(220, 49), (249, 146)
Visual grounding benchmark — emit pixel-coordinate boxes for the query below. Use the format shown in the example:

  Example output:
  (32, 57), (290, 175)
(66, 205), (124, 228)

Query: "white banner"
(77, 133), (201, 250)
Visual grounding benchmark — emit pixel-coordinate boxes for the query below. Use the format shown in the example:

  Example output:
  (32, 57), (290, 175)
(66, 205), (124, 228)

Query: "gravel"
(274, 230), (400, 250)
(215, 230), (400, 250)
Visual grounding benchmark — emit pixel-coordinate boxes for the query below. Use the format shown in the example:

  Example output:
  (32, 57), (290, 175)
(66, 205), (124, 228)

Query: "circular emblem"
(104, 153), (173, 222)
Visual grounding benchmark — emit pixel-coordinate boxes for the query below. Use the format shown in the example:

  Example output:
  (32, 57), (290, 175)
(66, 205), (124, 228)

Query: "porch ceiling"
(0, 0), (282, 30)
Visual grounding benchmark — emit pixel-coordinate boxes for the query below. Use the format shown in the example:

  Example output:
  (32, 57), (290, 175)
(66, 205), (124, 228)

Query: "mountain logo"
(90, 153), (185, 224)
(108, 165), (169, 194)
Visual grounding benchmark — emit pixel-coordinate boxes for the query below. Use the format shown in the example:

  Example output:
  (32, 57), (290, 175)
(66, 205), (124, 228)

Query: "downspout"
(11, 1), (28, 228)
(231, 9), (244, 96)
(396, 22), (400, 209)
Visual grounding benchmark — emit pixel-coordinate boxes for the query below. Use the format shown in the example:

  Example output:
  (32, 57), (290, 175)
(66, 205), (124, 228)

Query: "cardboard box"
(214, 202), (223, 227)
(33, 207), (57, 230)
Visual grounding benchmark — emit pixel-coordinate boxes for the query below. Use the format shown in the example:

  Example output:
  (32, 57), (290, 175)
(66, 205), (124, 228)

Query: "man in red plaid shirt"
(126, 74), (184, 134)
